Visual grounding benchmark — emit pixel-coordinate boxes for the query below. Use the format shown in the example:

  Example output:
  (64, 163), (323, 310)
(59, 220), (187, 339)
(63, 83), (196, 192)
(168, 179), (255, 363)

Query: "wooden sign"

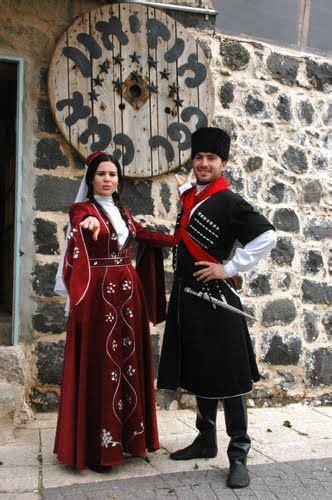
(48, 2), (214, 178)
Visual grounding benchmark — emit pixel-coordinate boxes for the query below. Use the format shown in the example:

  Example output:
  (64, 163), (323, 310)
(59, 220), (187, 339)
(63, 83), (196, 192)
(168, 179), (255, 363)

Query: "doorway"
(0, 61), (17, 345)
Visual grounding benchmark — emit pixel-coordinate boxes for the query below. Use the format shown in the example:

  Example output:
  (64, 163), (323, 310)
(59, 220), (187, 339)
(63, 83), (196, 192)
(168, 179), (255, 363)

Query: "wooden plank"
(119, 2), (151, 178)
(90, 4), (116, 157)
(48, 28), (71, 147)
(67, 12), (93, 156)
(196, 41), (214, 128)
(147, 6), (160, 177)
(176, 21), (198, 167)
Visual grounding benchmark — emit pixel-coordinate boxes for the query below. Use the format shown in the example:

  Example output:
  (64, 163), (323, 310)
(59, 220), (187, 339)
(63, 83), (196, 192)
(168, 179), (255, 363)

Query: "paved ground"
(0, 405), (331, 498)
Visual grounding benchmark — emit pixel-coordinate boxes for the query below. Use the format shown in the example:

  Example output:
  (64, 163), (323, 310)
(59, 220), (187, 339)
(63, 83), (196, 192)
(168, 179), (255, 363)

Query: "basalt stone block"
(261, 331), (301, 365)
(37, 99), (57, 133)
(306, 59), (332, 91)
(275, 94), (292, 121)
(305, 347), (332, 386)
(245, 156), (263, 172)
(267, 53), (299, 85)
(247, 174), (262, 199)
(273, 209), (299, 233)
(35, 340), (65, 385)
(312, 151), (328, 170)
(33, 263), (58, 297)
(213, 116), (238, 141)
(244, 93), (265, 117)
(38, 67), (48, 95)
(34, 218), (59, 255)
(224, 167), (243, 193)
(220, 40), (250, 70)
(32, 302), (66, 334)
(242, 302), (256, 327)
(35, 175), (80, 212)
(247, 272), (271, 297)
(160, 182), (171, 214)
(264, 182), (295, 204)
(219, 82), (234, 109)
(165, 270), (174, 295)
(297, 100), (314, 125)
(30, 389), (59, 412)
(302, 309), (320, 342)
(35, 138), (69, 170)
(151, 335), (160, 378)
(302, 280), (332, 305)
(322, 312), (332, 339)
(122, 180), (153, 216)
(262, 298), (296, 326)
(303, 180), (322, 204)
(71, 149), (86, 170)
(304, 218), (332, 241)
(265, 84), (279, 94)
(156, 388), (181, 410)
(301, 250), (324, 275)
(277, 273), (292, 291)
(276, 371), (296, 390)
(282, 145), (308, 173)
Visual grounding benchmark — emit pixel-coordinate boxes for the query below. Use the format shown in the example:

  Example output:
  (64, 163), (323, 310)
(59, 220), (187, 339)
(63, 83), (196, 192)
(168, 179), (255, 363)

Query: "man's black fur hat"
(191, 127), (231, 160)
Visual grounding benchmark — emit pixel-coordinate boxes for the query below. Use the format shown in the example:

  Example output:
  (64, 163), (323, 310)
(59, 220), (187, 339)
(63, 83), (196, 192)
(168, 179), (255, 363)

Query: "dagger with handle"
(184, 287), (256, 321)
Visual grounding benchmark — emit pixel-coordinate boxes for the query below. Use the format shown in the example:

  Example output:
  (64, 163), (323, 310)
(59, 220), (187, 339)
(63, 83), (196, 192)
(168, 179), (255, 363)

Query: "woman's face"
(92, 161), (119, 196)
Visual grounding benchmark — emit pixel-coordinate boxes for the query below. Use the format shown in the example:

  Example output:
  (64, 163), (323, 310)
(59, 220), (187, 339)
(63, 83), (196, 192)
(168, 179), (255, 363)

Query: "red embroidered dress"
(54, 201), (173, 469)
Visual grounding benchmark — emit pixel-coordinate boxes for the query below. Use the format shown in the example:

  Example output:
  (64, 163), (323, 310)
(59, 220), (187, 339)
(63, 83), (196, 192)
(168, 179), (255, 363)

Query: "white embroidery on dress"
(101, 428), (120, 448)
(73, 247), (79, 259)
(127, 364), (136, 377)
(112, 339), (118, 351)
(126, 308), (134, 318)
(123, 337), (132, 347)
(118, 399), (123, 411)
(126, 394), (133, 406)
(121, 280), (132, 291)
(111, 371), (118, 381)
(111, 233), (117, 240)
(107, 283), (116, 294)
(105, 312), (115, 323)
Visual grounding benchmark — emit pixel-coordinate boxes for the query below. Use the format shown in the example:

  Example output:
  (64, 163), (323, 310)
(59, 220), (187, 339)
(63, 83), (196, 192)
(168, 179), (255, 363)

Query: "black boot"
(223, 396), (251, 489)
(88, 464), (112, 473)
(170, 397), (218, 460)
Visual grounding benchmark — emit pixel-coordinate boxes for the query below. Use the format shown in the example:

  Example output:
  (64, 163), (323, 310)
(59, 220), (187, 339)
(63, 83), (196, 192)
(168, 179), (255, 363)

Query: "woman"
(54, 151), (174, 472)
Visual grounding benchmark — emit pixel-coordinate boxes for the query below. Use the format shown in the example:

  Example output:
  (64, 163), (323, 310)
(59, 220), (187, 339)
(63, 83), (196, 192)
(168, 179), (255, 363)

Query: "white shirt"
(178, 183), (276, 277)
(94, 194), (129, 250)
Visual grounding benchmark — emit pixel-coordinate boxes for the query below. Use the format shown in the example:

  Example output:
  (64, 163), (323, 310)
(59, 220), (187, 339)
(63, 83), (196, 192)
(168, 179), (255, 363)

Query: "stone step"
(0, 382), (15, 443)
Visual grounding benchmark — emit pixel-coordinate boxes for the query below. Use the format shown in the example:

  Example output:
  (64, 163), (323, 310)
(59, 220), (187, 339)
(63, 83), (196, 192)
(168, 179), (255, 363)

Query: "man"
(157, 127), (276, 489)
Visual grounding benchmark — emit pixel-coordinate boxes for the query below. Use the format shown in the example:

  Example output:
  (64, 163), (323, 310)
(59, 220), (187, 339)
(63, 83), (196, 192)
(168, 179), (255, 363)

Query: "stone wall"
(0, 1), (331, 412)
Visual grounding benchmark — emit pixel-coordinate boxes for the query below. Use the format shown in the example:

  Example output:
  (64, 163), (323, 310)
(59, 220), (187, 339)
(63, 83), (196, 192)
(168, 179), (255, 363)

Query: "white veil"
(54, 166), (88, 297)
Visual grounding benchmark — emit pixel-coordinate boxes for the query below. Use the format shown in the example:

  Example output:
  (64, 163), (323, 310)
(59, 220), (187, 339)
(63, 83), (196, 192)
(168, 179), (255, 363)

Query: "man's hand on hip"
(193, 261), (230, 283)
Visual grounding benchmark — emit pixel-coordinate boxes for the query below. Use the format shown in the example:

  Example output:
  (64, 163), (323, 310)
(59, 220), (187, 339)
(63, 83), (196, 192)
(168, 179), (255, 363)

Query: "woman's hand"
(175, 169), (195, 187)
(79, 216), (100, 241)
(193, 261), (230, 283)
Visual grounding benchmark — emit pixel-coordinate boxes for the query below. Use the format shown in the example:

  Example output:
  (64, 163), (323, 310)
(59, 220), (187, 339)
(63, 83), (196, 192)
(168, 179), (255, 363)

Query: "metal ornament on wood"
(48, 2), (214, 178)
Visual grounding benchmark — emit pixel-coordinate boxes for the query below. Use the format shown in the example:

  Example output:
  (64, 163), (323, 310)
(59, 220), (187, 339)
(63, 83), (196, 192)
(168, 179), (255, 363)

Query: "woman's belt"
(89, 256), (131, 267)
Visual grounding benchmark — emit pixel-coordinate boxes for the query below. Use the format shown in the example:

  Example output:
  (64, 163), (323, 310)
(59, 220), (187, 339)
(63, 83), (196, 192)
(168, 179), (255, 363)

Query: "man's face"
(192, 152), (227, 185)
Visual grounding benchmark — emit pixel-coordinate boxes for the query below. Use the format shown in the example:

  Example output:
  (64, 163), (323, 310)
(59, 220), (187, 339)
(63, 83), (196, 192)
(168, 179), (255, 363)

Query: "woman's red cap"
(86, 151), (107, 165)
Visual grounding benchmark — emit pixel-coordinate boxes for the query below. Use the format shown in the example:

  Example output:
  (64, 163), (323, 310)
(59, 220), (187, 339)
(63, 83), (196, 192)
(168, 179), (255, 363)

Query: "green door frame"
(0, 55), (24, 345)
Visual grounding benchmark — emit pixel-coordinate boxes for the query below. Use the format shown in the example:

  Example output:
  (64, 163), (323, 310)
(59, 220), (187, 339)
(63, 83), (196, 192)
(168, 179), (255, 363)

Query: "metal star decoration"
(148, 82), (158, 94)
(112, 77), (124, 89)
(99, 60), (110, 74)
(160, 68), (170, 80)
(129, 51), (141, 63)
(88, 89), (100, 102)
(113, 53), (124, 65)
(147, 56), (158, 69)
(173, 97), (184, 107)
(169, 82), (179, 94)
(93, 75), (104, 87)
(131, 70), (141, 82)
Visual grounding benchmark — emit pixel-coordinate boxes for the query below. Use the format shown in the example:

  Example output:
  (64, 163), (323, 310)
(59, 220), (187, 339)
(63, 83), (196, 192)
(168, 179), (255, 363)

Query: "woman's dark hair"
(85, 153), (129, 228)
